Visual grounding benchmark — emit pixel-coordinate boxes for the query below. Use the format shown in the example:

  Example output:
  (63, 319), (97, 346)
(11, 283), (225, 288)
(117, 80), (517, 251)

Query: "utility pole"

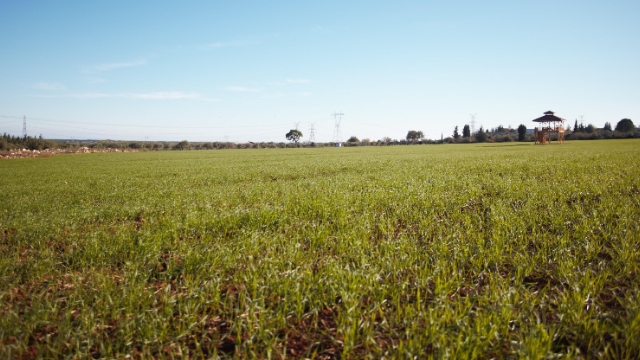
(23, 115), (27, 138)
(469, 113), (477, 134)
(332, 111), (344, 144)
(308, 123), (316, 143)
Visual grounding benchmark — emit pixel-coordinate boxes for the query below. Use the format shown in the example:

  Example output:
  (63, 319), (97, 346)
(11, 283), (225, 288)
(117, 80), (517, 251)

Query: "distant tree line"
(0, 133), (57, 151)
(443, 118), (639, 143)
(2, 119), (637, 153)
(564, 118), (639, 140)
(445, 124), (521, 143)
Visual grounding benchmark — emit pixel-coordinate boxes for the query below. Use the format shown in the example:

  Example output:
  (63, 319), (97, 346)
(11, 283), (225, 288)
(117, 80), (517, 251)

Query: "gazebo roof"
(532, 110), (565, 123)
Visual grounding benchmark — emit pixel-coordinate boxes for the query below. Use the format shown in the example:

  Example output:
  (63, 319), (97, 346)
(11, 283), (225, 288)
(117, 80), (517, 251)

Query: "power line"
(347, 119), (397, 131)
(1, 115), (290, 129)
(2, 118), (303, 141)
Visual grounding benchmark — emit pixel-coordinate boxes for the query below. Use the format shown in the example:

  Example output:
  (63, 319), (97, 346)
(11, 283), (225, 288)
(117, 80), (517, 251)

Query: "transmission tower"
(23, 115), (27, 137)
(469, 113), (477, 134)
(294, 121), (301, 130)
(331, 111), (344, 144)
(308, 122), (316, 143)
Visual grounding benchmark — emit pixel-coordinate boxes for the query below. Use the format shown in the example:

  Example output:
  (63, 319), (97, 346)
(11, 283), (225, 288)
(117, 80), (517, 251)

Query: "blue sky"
(1, 1), (639, 142)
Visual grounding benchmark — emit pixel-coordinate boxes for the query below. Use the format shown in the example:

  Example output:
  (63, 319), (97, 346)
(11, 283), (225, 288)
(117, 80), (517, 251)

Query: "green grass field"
(1, 140), (639, 359)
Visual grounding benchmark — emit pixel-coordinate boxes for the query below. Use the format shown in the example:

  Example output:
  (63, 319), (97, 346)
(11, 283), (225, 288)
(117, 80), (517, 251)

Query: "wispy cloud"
(198, 97), (221, 102)
(129, 92), (201, 100)
(34, 82), (66, 90)
(52, 91), (203, 100)
(299, 92), (313, 97)
(84, 77), (107, 84)
(262, 92), (285, 99)
(89, 60), (148, 72)
(197, 40), (253, 50)
(273, 78), (312, 85)
(68, 93), (110, 99)
(224, 86), (263, 92)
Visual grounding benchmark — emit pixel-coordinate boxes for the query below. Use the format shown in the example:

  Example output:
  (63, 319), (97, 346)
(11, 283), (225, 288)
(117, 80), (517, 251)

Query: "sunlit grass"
(1, 140), (639, 358)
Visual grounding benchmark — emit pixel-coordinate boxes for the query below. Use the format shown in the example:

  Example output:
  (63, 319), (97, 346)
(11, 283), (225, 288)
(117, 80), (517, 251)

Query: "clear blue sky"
(1, 1), (639, 142)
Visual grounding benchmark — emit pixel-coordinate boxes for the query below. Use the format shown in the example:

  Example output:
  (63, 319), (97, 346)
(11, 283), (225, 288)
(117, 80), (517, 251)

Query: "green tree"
(462, 125), (471, 138)
(603, 122), (612, 131)
(174, 140), (190, 150)
(406, 130), (424, 141)
(517, 124), (527, 141)
(475, 126), (487, 142)
(286, 129), (303, 143)
(347, 136), (360, 143)
(615, 118), (635, 132)
(453, 126), (460, 140)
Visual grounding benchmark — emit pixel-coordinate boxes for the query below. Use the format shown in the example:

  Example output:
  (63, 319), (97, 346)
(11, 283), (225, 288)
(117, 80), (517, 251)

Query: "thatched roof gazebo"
(532, 111), (566, 144)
